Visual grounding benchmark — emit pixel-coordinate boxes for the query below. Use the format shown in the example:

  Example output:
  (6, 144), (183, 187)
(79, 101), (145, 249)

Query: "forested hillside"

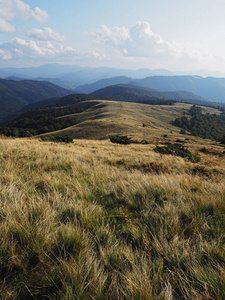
(0, 94), (98, 137)
(173, 105), (225, 142)
(0, 79), (71, 124)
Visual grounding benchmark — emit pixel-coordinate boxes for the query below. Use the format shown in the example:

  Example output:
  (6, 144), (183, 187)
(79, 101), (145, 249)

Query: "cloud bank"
(0, 37), (103, 62)
(0, 17), (15, 33)
(92, 21), (209, 62)
(28, 27), (65, 42)
(0, 0), (100, 62)
(0, 0), (48, 32)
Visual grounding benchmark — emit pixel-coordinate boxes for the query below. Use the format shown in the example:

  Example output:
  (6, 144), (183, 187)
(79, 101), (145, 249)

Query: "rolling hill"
(1, 90), (222, 143)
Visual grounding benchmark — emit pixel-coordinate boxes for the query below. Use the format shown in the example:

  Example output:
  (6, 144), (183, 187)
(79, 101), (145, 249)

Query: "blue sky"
(1, 0), (225, 73)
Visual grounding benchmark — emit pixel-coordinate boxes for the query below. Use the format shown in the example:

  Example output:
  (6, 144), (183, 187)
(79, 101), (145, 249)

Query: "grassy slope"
(0, 122), (225, 299)
(40, 100), (221, 141)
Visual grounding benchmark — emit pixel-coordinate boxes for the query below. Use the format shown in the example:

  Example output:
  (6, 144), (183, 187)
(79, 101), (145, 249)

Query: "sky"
(1, 0), (225, 73)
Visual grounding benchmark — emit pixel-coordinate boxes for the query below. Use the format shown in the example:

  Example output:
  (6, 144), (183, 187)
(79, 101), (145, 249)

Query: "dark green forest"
(173, 105), (225, 143)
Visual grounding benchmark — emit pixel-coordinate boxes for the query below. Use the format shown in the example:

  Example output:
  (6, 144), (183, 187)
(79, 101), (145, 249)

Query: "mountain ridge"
(90, 84), (204, 102)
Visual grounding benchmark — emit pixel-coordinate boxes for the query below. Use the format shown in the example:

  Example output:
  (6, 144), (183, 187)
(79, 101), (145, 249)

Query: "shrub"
(192, 165), (214, 177)
(140, 140), (149, 144)
(110, 135), (132, 145)
(110, 135), (149, 145)
(220, 135), (225, 145)
(155, 143), (201, 162)
(199, 147), (223, 156)
(193, 155), (201, 163)
(175, 139), (187, 143)
(179, 129), (186, 135)
(200, 147), (210, 154)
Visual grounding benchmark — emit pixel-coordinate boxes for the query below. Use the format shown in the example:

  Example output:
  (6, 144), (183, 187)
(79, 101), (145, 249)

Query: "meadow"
(0, 133), (224, 299)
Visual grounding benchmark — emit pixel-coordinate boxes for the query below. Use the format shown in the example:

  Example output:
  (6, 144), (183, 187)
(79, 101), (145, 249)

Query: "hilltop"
(1, 93), (223, 144)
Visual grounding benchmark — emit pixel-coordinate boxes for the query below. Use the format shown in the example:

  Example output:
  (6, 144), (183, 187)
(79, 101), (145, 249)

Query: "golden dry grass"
(0, 133), (224, 299)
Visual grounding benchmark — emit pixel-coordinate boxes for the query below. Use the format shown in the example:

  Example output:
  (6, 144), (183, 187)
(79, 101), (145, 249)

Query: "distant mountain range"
(2, 64), (225, 102)
(128, 76), (225, 102)
(0, 64), (167, 89)
(2, 63), (225, 127)
(75, 75), (225, 103)
(0, 63), (208, 90)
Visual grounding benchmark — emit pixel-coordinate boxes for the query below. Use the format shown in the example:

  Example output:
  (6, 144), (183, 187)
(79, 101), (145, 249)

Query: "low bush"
(200, 147), (210, 153)
(155, 143), (201, 163)
(192, 165), (214, 177)
(110, 135), (150, 145)
(110, 135), (132, 145)
(179, 129), (186, 135)
(175, 139), (187, 143)
(200, 147), (223, 156)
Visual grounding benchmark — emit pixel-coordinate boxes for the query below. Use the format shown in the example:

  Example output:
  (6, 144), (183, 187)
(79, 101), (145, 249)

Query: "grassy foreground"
(0, 136), (225, 299)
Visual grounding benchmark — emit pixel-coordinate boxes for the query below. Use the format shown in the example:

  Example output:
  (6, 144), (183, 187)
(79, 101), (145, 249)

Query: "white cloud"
(0, 49), (12, 60)
(12, 37), (78, 57)
(0, 17), (15, 32)
(31, 6), (48, 23)
(92, 24), (131, 46)
(0, 0), (48, 22)
(92, 21), (209, 62)
(0, 0), (48, 32)
(28, 27), (65, 42)
(0, 37), (104, 63)
(128, 21), (175, 57)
